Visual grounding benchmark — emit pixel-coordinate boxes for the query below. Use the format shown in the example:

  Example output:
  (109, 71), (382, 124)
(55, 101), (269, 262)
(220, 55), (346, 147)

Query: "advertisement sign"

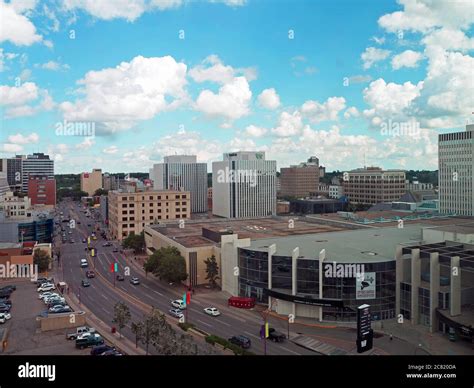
(356, 304), (373, 353)
(356, 272), (376, 300)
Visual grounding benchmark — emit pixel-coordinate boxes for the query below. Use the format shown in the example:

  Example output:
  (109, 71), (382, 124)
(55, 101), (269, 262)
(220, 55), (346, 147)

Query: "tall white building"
(212, 151), (276, 218)
(150, 155), (208, 213)
(438, 124), (474, 216)
(21, 153), (54, 193)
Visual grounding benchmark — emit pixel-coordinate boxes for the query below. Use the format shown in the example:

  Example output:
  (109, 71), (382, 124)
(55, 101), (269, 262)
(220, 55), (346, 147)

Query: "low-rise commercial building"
(108, 188), (191, 240)
(342, 167), (406, 205)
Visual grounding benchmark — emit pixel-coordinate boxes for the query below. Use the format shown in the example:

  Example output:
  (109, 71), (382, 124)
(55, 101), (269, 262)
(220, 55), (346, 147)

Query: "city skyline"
(1, 0), (473, 173)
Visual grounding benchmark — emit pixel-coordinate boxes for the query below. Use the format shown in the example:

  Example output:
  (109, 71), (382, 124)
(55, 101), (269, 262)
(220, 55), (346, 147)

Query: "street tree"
(204, 254), (220, 288)
(112, 302), (131, 339)
(122, 232), (145, 253)
(143, 252), (160, 278)
(155, 247), (187, 284)
(33, 250), (51, 272)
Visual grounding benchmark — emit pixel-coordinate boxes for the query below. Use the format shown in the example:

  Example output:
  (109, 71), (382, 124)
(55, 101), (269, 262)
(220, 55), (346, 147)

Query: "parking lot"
(1, 279), (90, 355)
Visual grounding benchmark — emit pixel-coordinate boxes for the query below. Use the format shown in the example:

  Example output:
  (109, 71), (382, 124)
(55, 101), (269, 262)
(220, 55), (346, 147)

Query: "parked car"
(228, 335), (251, 349)
(76, 334), (104, 349)
(0, 285), (16, 292)
(203, 307), (221, 317)
(81, 279), (91, 287)
(86, 270), (95, 278)
(36, 277), (53, 285)
(116, 274), (125, 281)
(90, 344), (114, 355)
(100, 349), (123, 356)
(38, 291), (59, 299)
(49, 305), (72, 314)
(168, 309), (184, 319)
(37, 283), (55, 292)
(0, 299), (12, 307)
(39, 292), (58, 300)
(130, 277), (140, 285)
(0, 304), (11, 313)
(0, 312), (12, 323)
(171, 300), (186, 310)
(67, 326), (96, 340)
(102, 242), (112, 247)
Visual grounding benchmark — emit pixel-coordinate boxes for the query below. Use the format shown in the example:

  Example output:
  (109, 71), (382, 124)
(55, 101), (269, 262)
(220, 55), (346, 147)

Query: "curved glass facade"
(238, 248), (268, 302)
(237, 248), (396, 322)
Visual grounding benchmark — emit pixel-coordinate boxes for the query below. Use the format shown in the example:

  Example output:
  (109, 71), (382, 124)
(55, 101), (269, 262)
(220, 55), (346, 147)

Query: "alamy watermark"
(216, 167), (258, 187)
(0, 262), (38, 281)
(380, 119), (421, 138)
(55, 120), (96, 137)
(324, 262), (365, 278)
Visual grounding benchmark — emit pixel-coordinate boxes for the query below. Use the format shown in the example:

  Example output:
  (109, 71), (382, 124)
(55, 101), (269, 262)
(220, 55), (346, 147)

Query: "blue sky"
(0, 0), (472, 173)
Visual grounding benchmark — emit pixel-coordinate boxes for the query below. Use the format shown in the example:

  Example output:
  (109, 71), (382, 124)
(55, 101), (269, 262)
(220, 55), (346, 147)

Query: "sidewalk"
(65, 291), (146, 355)
(376, 319), (474, 356)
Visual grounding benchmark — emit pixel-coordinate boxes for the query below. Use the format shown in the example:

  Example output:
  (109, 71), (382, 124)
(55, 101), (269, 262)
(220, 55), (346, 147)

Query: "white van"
(80, 259), (88, 268)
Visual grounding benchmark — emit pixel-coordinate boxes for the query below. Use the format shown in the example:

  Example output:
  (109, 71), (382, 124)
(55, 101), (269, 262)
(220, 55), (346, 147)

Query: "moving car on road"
(80, 259), (88, 268)
(228, 335), (251, 349)
(168, 309), (184, 319)
(171, 300), (186, 310)
(86, 270), (95, 278)
(130, 277), (140, 285)
(203, 307), (221, 317)
(81, 279), (91, 287)
(267, 328), (286, 343)
(116, 274), (125, 281)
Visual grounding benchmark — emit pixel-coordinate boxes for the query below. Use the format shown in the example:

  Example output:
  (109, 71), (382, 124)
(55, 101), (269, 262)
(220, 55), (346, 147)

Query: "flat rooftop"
(0, 243), (22, 249)
(249, 224), (425, 262)
(148, 217), (352, 248)
(423, 222), (474, 234)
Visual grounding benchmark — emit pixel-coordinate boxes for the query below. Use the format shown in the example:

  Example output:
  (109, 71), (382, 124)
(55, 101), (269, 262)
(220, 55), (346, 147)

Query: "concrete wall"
(38, 311), (86, 331)
(423, 228), (474, 244)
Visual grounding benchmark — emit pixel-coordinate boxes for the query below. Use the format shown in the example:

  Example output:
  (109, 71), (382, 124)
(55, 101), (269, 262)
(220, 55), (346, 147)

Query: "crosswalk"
(292, 335), (349, 355)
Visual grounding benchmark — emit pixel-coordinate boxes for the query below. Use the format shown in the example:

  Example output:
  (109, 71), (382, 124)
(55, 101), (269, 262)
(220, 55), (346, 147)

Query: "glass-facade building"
(237, 247), (397, 322)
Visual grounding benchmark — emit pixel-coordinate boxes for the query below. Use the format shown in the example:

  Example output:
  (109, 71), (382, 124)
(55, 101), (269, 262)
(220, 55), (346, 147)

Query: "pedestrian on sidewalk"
(390, 333), (393, 341)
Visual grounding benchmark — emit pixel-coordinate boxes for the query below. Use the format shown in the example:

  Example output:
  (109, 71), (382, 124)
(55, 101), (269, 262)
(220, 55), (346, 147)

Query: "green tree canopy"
(33, 250), (51, 272)
(146, 246), (187, 283)
(112, 301), (131, 339)
(204, 255), (220, 288)
(122, 231), (145, 252)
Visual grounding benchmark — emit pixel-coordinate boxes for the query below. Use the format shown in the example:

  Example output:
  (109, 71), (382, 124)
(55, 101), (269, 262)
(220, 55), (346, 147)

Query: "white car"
(0, 312), (11, 323)
(37, 284), (55, 292)
(44, 296), (65, 305)
(171, 299), (186, 310)
(203, 307), (221, 317)
(39, 292), (58, 300)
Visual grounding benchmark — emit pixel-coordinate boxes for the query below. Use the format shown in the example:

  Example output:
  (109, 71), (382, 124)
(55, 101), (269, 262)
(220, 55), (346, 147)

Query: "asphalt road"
(54, 199), (314, 355)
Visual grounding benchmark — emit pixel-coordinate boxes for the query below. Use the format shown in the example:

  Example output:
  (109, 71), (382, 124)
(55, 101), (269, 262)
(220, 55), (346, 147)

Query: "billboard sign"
(356, 272), (376, 300)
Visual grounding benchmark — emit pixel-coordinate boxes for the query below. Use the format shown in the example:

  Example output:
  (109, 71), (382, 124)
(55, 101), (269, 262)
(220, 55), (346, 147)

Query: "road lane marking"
(191, 308), (205, 316)
(279, 346), (301, 355)
(101, 293), (109, 301)
(197, 319), (213, 328)
(244, 331), (260, 340)
(216, 319), (231, 327)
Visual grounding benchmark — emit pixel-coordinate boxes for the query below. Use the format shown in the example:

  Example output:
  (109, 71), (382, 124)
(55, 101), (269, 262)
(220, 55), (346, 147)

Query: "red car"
(86, 270), (95, 278)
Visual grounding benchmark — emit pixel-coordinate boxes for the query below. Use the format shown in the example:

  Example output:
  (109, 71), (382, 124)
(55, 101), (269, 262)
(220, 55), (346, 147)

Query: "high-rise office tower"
(439, 124), (474, 216)
(21, 153), (54, 193)
(212, 151), (276, 218)
(150, 155), (207, 213)
(0, 156), (23, 192)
